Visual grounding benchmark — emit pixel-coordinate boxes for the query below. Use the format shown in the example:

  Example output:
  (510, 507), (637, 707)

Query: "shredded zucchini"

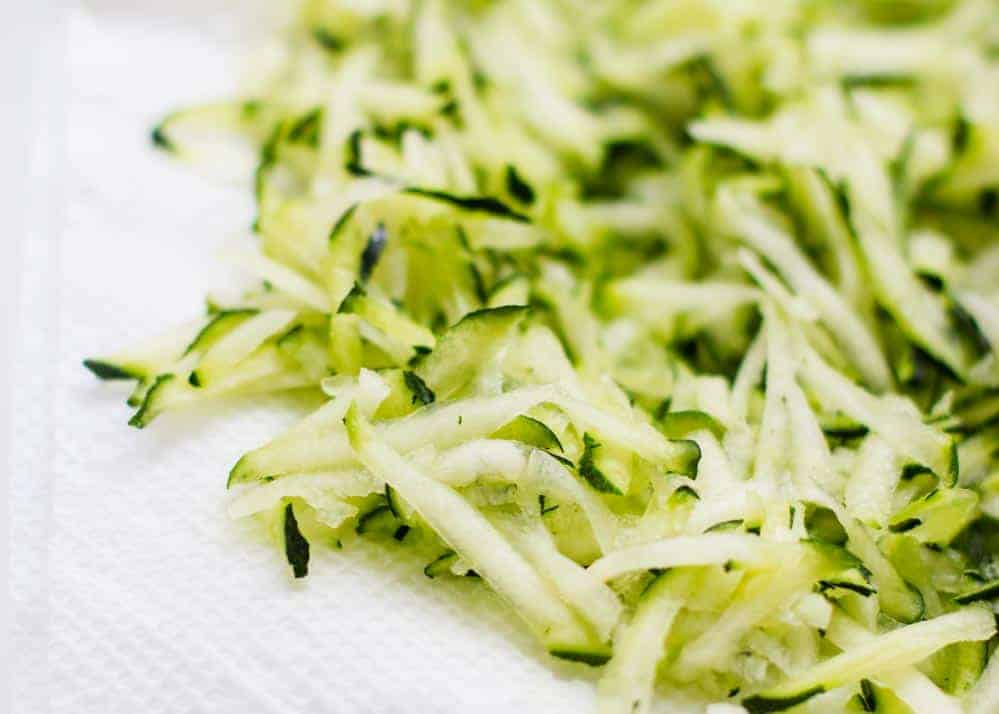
(88, 0), (999, 711)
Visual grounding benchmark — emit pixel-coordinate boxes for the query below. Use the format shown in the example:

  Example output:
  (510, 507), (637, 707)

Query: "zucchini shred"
(85, 1), (999, 712)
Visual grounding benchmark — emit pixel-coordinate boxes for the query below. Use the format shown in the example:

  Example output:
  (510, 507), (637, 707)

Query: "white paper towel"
(11, 4), (707, 712)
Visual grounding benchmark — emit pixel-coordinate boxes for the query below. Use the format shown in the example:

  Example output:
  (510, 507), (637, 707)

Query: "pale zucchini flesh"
(85, 1), (999, 712)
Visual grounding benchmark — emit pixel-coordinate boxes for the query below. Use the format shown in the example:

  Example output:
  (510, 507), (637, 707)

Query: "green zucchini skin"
(402, 371), (436, 406)
(548, 648), (612, 667)
(954, 579), (999, 605)
(359, 224), (388, 282)
(577, 433), (623, 495)
(423, 550), (458, 579)
(283, 502), (310, 579)
(492, 415), (563, 452)
(85, 3), (999, 711)
(657, 409), (726, 440)
(402, 187), (530, 223)
(742, 686), (825, 714)
(127, 374), (174, 429)
(505, 165), (536, 206)
(83, 359), (140, 381)
(150, 123), (174, 152)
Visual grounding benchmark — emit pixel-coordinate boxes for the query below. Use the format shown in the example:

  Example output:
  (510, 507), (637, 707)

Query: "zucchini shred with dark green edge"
(86, 1), (999, 712)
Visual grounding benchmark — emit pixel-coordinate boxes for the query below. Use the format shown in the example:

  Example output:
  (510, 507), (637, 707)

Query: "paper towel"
(11, 4), (708, 712)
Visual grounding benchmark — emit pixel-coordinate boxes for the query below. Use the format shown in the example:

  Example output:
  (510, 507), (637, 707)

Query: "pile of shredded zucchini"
(86, 0), (999, 711)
